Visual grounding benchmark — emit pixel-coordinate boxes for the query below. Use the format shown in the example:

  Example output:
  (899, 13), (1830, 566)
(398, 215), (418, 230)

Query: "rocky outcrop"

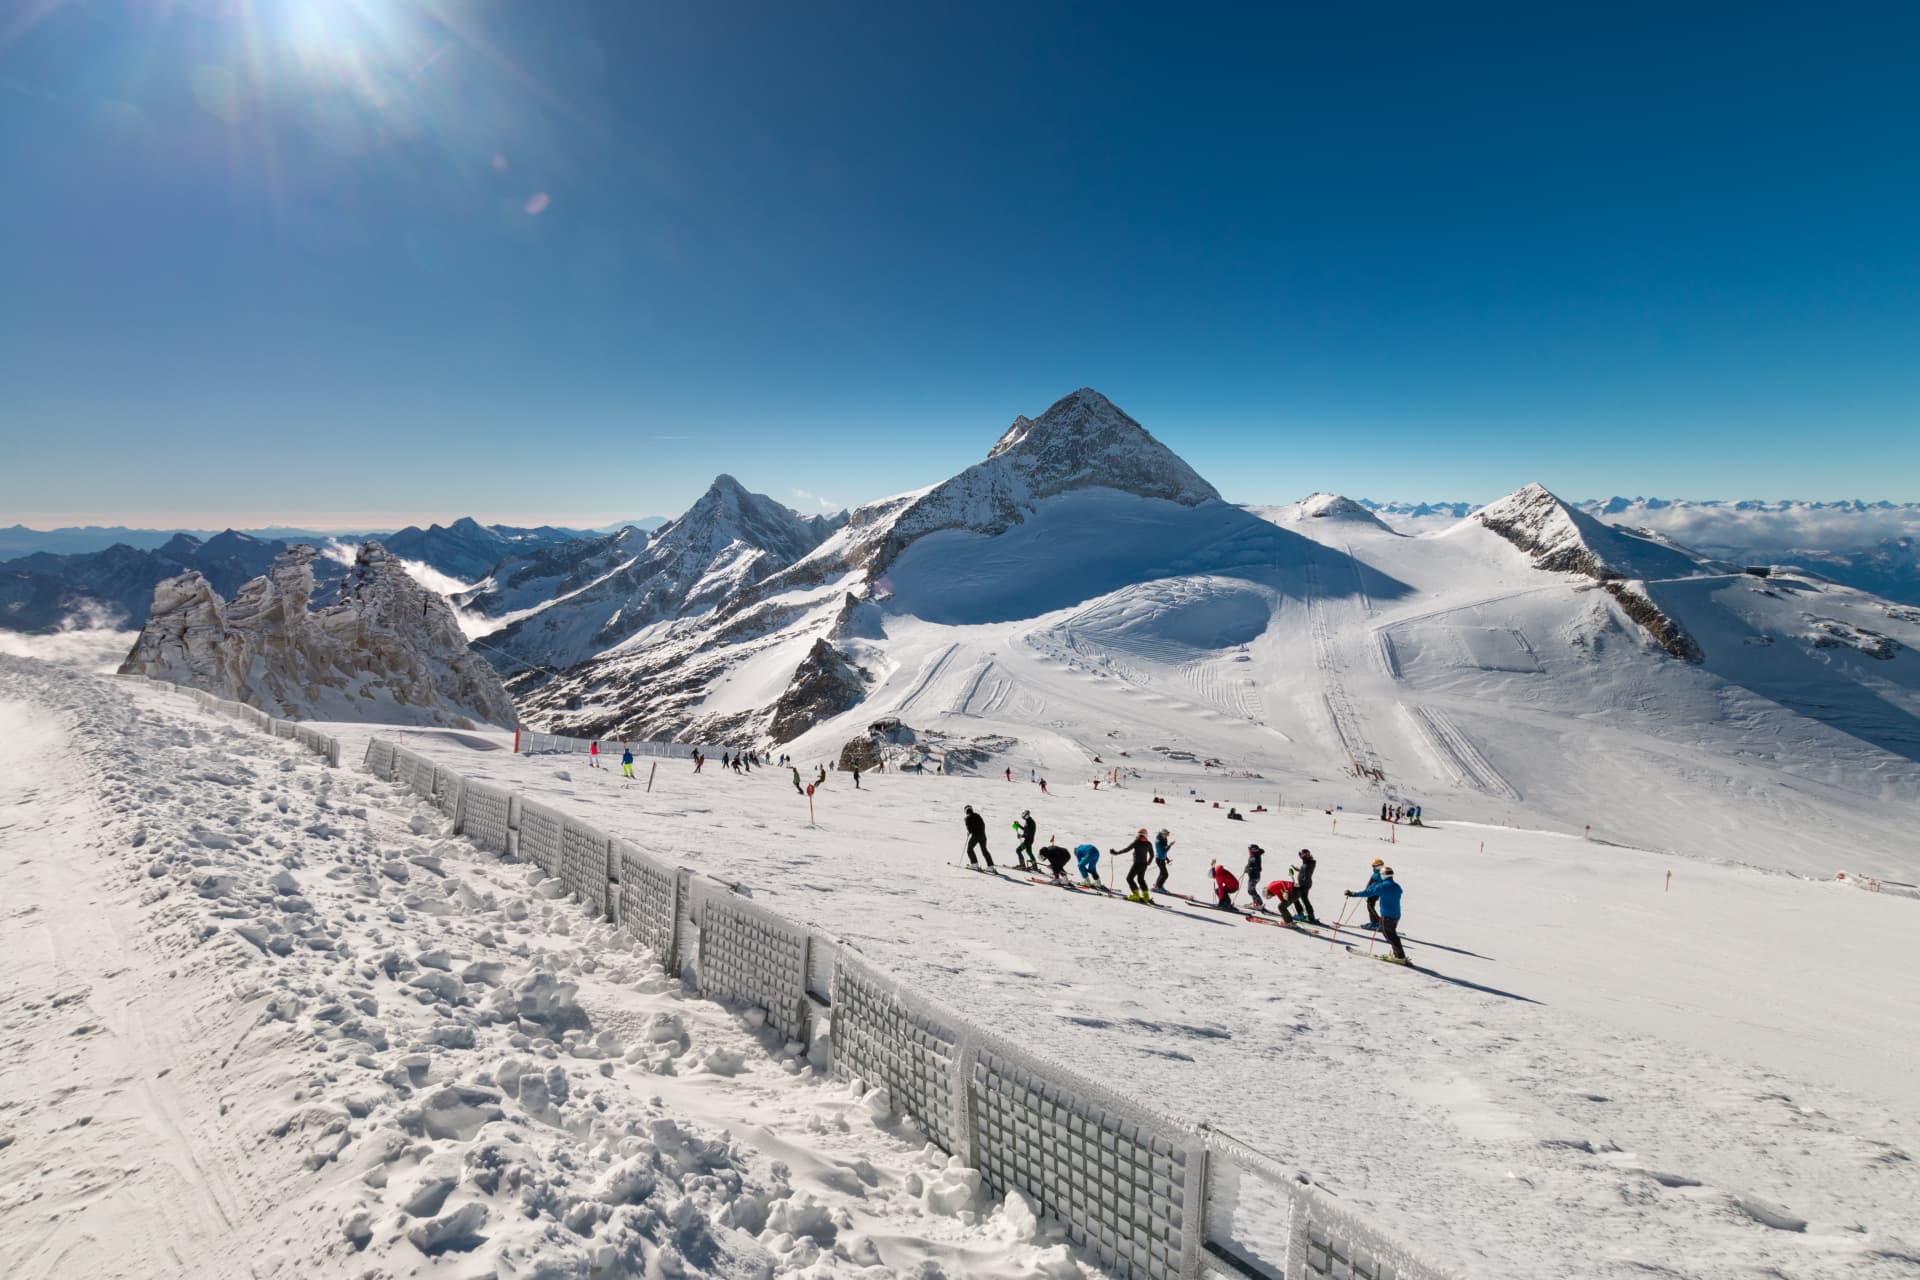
(120, 542), (518, 727)
(1475, 484), (1705, 662)
(767, 639), (868, 743)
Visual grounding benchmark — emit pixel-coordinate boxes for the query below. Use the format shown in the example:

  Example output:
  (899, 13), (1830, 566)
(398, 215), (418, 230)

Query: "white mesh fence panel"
(433, 768), (465, 821)
(1200, 1129), (1291, 1278)
(273, 719), (296, 739)
(560, 817), (613, 920)
(407, 751), (437, 799)
(828, 953), (962, 1156)
(517, 799), (565, 876)
(1286, 1187), (1452, 1280)
(968, 1040), (1202, 1280)
(365, 738), (397, 781)
(615, 844), (679, 970)
(460, 781), (512, 854)
(696, 885), (812, 1043)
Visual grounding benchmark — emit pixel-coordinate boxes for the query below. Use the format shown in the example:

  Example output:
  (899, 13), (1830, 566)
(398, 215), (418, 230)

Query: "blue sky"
(2, 1), (1916, 528)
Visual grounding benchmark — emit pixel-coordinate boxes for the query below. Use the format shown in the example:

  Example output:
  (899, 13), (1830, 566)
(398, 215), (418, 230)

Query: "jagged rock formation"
(120, 543), (518, 727)
(768, 639), (869, 743)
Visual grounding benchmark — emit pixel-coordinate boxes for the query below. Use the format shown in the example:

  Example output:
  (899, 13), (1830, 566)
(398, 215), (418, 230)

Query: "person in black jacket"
(1243, 844), (1265, 910)
(1038, 838), (1072, 880)
(1114, 828), (1155, 901)
(1281, 848), (1318, 924)
(1014, 809), (1038, 871)
(963, 805), (994, 868)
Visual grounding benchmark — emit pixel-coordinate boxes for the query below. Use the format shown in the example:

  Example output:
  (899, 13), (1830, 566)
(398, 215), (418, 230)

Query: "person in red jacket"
(1209, 860), (1240, 909)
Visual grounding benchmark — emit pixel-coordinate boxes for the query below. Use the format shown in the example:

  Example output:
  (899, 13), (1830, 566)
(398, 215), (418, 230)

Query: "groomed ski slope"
(0, 659), (1097, 1280)
(355, 723), (1920, 1280)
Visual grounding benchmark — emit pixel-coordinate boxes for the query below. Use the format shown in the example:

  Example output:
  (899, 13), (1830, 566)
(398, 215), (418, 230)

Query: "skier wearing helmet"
(1013, 809), (1039, 871)
(1357, 859), (1386, 928)
(1347, 866), (1407, 964)
(1114, 828), (1156, 902)
(1152, 828), (1174, 890)
(1281, 849), (1319, 924)
(1243, 844), (1266, 910)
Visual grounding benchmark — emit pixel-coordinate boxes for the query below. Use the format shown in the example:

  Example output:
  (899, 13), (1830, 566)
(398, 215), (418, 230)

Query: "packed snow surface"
(0, 658), (1091, 1280)
(341, 715), (1920, 1280)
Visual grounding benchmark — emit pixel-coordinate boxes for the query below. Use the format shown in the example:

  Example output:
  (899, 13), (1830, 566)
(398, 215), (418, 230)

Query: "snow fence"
(128, 676), (343, 768)
(355, 732), (1458, 1280)
(516, 729), (720, 761)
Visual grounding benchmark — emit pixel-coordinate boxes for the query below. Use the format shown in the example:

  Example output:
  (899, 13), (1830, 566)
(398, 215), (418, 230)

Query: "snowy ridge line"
(364, 726), (1461, 1280)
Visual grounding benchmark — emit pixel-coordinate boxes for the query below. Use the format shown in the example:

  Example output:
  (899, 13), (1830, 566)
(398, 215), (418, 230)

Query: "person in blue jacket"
(620, 745), (635, 779)
(1357, 858), (1385, 929)
(1073, 843), (1102, 886)
(1152, 828), (1173, 890)
(1346, 867), (1407, 964)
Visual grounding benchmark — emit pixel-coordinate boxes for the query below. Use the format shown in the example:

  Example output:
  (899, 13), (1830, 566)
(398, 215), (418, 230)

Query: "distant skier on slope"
(791, 766), (805, 795)
(1152, 828), (1173, 890)
(1347, 867), (1407, 964)
(1073, 842), (1102, 885)
(1014, 810), (1038, 870)
(1243, 844), (1265, 910)
(621, 745), (635, 779)
(589, 740), (601, 769)
(1114, 828), (1154, 901)
(693, 750), (705, 773)
(852, 765), (862, 789)
(1038, 839), (1072, 880)
(1209, 860), (1240, 910)
(963, 805), (994, 868)
(1356, 859), (1385, 928)
(1282, 849), (1319, 924)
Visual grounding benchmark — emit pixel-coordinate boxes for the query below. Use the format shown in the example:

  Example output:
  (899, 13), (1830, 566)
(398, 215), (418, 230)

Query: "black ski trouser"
(1016, 836), (1034, 866)
(1284, 885), (1314, 922)
(1126, 851), (1151, 894)
(1365, 897), (1380, 926)
(1153, 858), (1169, 890)
(1042, 851), (1070, 878)
(1380, 916), (1406, 961)
(966, 834), (993, 867)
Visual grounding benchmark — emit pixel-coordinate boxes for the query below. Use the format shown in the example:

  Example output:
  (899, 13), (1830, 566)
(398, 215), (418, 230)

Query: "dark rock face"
(768, 639), (869, 744)
(1603, 583), (1705, 663)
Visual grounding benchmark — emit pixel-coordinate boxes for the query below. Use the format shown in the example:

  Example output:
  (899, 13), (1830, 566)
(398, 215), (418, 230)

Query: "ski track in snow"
(0, 659), (1097, 1280)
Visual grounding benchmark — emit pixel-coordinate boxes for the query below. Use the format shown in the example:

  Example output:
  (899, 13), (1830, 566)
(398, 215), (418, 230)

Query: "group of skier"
(960, 807), (1410, 963)
(1381, 800), (1422, 825)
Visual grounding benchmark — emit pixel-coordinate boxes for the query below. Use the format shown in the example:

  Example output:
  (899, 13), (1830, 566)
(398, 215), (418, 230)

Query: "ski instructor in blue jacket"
(1346, 868), (1407, 965)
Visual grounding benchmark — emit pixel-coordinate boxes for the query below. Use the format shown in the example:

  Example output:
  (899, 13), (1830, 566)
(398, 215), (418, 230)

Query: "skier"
(1356, 859), (1385, 928)
(1005, 767), (1012, 782)
(963, 805), (994, 868)
(852, 765), (862, 789)
(1243, 844), (1265, 909)
(1263, 876), (1296, 915)
(722, 750), (732, 770)
(621, 745), (635, 779)
(1380, 801), (1389, 822)
(1014, 810), (1038, 870)
(1282, 849), (1319, 924)
(1346, 867), (1407, 963)
(1152, 828), (1173, 890)
(589, 740), (601, 769)
(1227, 807), (1244, 821)
(1409, 804), (1423, 827)
(693, 750), (705, 773)
(792, 766), (805, 795)
(1209, 860), (1240, 910)
(1114, 828), (1154, 902)
(1039, 779), (1050, 795)
(1073, 842), (1102, 885)
(1038, 839), (1072, 880)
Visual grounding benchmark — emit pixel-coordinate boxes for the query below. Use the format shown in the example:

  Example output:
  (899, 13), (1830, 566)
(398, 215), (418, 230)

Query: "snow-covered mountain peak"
(1297, 492), (1392, 527)
(655, 475), (832, 564)
(981, 388), (1219, 506)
